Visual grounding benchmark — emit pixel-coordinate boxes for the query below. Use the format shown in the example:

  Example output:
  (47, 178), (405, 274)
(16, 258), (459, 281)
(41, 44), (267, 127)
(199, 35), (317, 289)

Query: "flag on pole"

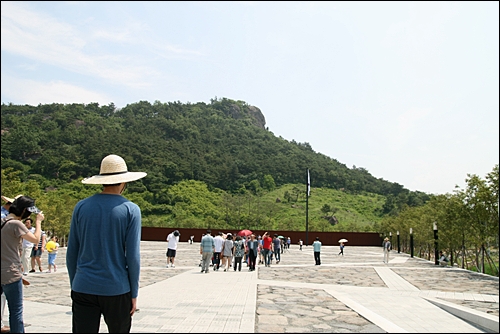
(307, 169), (310, 197)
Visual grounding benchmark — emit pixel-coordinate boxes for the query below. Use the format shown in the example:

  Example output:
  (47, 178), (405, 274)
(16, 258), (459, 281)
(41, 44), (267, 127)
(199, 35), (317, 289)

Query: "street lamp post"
(433, 222), (439, 265)
(389, 232), (392, 250)
(397, 230), (400, 253)
(410, 228), (414, 258)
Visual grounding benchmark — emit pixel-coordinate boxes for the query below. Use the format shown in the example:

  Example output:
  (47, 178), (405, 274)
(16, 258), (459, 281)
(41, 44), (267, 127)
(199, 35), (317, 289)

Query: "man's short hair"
(206, 229), (211, 234)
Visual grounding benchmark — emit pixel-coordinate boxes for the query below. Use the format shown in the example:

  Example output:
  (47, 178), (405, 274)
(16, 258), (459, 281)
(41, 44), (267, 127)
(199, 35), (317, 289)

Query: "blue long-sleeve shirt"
(66, 193), (141, 298)
(200, 234), (214, 252)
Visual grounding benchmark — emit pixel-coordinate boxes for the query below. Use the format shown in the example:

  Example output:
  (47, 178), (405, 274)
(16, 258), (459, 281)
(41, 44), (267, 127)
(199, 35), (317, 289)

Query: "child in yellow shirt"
(45, 236), (59, 273)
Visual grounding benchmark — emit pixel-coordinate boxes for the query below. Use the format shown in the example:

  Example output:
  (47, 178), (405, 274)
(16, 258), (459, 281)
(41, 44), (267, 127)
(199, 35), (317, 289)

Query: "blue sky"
(1, 1), (498, 195)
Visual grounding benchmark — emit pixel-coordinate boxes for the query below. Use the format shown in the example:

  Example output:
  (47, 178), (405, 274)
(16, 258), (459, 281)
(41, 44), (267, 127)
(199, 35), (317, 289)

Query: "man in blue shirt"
(66, 155), (146, 333)
(200, 229), (215, 273)
(313, 237), (322, 265)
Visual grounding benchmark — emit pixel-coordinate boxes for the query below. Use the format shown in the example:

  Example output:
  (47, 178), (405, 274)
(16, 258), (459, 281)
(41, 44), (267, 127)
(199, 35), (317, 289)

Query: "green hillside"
(2, 98), (496, 276)
(136, 180), (386, 232)
(1, 98), (429, 232)
(261, 185), (386, 231)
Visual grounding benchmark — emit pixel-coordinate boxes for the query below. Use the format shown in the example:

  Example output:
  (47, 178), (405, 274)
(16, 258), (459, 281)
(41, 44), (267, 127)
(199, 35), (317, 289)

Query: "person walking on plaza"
(339, 242), (344, 256)
(313, 237), (322, 265)
(262, 232), (273, 267)
(232, 236), (245, 271)
(66, 154), (146, 333)
(257, 235), (265, 264)
(383, 237), (391, 263)
(21, 218), (35, 275)
(166, 230), (180, 268)
(299, 239), (303, 251)
(272, 235), (281, 264)
(221, 233), (234, 271)
(45, 236), (59, 273)
(200, 230), (215, 273)
(286, 237), (291, 249)
(30, 228), (46, 272)
(243, 236), (250, 266)
(1, 195), (44, 333)
(247, 234), (259, 271)
(213, 232), (224, 271)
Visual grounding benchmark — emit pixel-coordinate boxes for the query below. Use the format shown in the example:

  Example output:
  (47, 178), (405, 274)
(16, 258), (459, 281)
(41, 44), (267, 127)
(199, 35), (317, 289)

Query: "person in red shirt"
(262, 232), (273, 267)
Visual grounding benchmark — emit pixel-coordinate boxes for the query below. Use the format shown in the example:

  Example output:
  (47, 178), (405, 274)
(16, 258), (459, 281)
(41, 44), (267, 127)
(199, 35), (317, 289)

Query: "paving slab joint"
(422, 296), (499, 333)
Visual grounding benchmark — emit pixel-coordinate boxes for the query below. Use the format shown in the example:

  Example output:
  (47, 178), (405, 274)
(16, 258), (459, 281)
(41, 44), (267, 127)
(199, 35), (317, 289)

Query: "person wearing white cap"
(66, 154), (146, 333)
(1, 195), (44, 333)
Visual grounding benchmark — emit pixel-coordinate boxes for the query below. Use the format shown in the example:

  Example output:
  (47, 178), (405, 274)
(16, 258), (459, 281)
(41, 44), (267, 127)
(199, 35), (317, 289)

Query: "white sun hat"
(81, 154), (147, 184)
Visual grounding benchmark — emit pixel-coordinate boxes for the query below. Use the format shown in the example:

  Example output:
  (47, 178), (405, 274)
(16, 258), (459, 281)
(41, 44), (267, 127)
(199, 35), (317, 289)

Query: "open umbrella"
(237, 229), (253, 237)
(338, 238), (348, 243)
(277, 235), (285, 239)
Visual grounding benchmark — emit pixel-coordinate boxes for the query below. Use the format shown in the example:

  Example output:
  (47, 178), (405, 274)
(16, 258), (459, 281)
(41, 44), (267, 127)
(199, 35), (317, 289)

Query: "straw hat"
(1, 194), (23, 204)
(81, 154), (147, 184)
(384, 237), (389, 241)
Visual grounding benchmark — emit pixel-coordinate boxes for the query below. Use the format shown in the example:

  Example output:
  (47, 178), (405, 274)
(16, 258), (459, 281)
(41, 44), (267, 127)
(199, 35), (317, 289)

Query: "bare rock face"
(228, 104), (244, 120)
(247, 105), (266, 129)
(226, 103), (266, 129)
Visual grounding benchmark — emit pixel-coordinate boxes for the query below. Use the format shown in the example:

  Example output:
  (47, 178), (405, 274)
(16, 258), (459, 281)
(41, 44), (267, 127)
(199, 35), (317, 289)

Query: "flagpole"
(305, 169), (309, 246)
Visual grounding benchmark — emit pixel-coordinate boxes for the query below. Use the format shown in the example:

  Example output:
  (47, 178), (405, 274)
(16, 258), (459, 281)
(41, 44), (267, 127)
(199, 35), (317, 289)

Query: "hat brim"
(82, 172), (147, 184)
(1, 196), (15, 203)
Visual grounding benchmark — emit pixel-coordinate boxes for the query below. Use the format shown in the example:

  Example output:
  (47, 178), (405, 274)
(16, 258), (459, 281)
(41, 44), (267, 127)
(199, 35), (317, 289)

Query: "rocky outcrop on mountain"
(226, 103), (266, 129)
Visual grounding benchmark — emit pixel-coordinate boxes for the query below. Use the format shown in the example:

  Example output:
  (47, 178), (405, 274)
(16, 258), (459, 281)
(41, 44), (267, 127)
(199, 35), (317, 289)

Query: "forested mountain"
(3, 99), (496, 276)
(1, 97), (429, 211)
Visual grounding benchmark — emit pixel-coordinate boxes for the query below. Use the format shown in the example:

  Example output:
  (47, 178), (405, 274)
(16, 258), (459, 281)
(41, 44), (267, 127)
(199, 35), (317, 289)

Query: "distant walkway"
(15, 242), (499, 333)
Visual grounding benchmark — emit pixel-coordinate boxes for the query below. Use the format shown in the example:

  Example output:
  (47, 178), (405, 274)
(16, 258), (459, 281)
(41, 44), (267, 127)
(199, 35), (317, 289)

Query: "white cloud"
(1, 75), (113, 106)
(0, 2), (199, 89)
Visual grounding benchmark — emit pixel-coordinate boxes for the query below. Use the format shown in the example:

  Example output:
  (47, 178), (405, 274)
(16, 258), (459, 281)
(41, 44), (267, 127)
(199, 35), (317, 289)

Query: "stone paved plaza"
(12, 240), (500, 333)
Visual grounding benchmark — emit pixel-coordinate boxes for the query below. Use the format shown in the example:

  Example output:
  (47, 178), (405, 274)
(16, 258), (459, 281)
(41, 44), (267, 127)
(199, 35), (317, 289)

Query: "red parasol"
(237, 229), (253, 237)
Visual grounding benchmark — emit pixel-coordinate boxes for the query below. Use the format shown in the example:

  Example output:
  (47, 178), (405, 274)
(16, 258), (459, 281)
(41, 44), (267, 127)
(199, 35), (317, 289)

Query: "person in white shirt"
(166, 230), (180, 268)
(21, 218), (35, 275)
(213, 232), (224, 271)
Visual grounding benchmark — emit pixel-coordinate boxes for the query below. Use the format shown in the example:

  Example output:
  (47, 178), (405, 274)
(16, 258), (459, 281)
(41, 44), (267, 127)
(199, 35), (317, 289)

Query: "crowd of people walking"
(0, 154), (394, 334)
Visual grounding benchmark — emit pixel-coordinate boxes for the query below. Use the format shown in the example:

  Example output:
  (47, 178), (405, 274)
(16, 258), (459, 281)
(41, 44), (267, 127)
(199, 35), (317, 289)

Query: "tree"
(262, 174), (276, 192)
